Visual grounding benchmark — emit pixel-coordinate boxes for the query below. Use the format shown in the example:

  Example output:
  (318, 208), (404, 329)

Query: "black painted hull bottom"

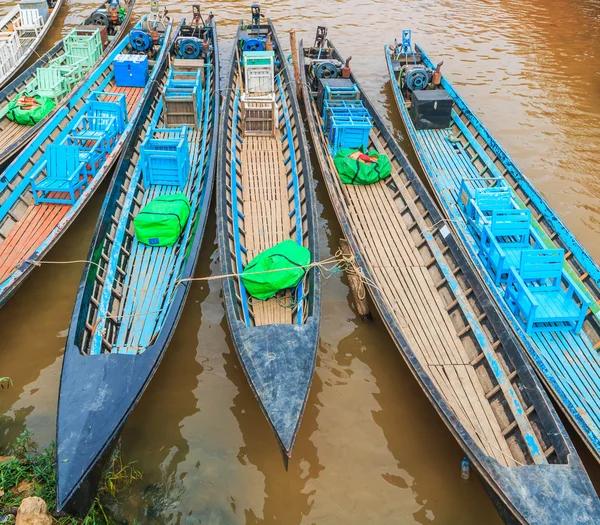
(60, 438), (118, 516)
(484, 480), (525, 525)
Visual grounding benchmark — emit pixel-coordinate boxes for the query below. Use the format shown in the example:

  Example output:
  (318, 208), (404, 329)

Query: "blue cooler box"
(114, 54), (149, 88)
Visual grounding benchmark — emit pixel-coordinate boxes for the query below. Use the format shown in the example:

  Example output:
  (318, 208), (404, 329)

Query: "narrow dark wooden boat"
(0, 0), (136, 167)
(300, 30), (600, 524)
(217, 6), (320, 458)
(56, 10), (218, 514)
(385, 34), (600, 465)
(0, 12), (173, 309)
(0, 0), (64, 90)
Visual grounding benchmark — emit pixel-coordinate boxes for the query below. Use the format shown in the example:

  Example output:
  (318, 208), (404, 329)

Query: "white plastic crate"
(243, 51), (275, 94)
(0, 32), (22, 77)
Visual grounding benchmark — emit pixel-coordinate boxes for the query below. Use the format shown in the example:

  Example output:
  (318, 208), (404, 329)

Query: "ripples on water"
(0, 0), (599, 523)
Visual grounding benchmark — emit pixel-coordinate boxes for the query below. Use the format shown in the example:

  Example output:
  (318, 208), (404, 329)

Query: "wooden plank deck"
(342, 176), (514, 465)
(112, 129), (202, 353)
(241, 134), (293, 326)
(0, 83), (144, 286)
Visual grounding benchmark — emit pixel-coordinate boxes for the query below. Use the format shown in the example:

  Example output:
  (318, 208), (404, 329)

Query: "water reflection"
(0, 0), (599, 523)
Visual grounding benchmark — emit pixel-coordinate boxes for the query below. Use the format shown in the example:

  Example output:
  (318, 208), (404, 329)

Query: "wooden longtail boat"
(385, 35), (600, 466)
(300, 32), (600, 524)
(0, 0), (64, 90)
(217, 7), (320, 459)
(55, 12), (216, 514)
(0, 13), (173, 309)
(0, 0), (136, 167)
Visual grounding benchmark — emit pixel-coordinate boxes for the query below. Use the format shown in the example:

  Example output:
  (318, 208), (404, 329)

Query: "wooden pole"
(340, 238), (372, 322)
(289, 30), (302, 98)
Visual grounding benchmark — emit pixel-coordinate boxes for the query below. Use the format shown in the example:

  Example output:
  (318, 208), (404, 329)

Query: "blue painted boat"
(0, 11), (173, 309)
(299, 30), (600, 524)
(217, 6), (321, 459)
(0, 0), (136, 167)
(56, 11), (218, 514)
(385, 33), (600, 467)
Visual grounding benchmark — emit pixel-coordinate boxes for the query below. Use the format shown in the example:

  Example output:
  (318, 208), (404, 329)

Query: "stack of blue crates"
(321, 82), (372, 155)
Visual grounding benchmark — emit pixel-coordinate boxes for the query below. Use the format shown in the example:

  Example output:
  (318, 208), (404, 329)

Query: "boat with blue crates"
(0, 0), (64, 91)
(300, 29), (600, 524)
(0, 9), (173, 310)
(385, 32), (600, 467)
(0, 0), (136, 167)
(55, 9), (217, 514)
(217, 5), (321, 459)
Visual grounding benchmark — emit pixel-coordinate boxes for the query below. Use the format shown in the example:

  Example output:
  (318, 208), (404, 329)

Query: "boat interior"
(0, 16), (169, 298)
(78, 18), (216, 355)
(302, 38), (567, 469)
(223, 11), (312, 328)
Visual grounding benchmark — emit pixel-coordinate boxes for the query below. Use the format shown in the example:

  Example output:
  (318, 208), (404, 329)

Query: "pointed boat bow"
(489, 460), (600, 524)
(232, 317), (319, 456)
(57, 345), (160, 512)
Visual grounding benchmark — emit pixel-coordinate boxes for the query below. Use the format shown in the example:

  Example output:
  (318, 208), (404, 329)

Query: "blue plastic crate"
(140, 126), (190, 188)
(327, 106), (372, 155)
(322, 99), (365, 131)
(114, 54), (148, 88)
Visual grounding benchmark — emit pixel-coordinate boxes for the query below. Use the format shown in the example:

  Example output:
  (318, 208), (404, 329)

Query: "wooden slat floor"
(112, 128), (202, 354)
(334, 131), (515, 466)
(0, 84), (143, 285)
(242, 134), (293, 326)
(414, 123), (600, 438)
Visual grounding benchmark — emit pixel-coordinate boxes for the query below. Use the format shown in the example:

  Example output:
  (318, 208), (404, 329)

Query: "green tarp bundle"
(133, 194), (191, 247)
(241, 239), (311, 301)
(6, 94), (56, 126)
(333, 146), (392, 185)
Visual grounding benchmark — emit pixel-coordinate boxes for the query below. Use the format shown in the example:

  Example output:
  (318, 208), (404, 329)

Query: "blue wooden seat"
(30, 144), (85, 205)
(504, 249), (590, 334)
(480, 209), (534, 284)
(466, 187), (514, 239)
(85, 92), (128, 134)
(140, 126), (190, 188)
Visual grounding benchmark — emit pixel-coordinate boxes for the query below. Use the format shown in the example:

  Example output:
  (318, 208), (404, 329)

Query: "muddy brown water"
(1, 0), (599, 523)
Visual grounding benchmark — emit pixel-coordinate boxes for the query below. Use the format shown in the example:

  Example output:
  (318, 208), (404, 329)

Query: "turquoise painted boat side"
(0, 17), (173, 306)
(385, 43), (600, 462)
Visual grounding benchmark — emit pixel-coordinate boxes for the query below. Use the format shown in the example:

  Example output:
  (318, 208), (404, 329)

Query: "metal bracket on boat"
(314, 26), (328, 49)
(251, 4), (263, 32)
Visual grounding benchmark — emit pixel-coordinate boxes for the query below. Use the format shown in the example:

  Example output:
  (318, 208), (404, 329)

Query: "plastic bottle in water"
(461, 457), (470, 481)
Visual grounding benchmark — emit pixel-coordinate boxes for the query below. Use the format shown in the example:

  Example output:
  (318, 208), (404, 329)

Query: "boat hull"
(299, 37), (600, 524)
(217, 18), (321, 458)
(0, 0), (136, 167)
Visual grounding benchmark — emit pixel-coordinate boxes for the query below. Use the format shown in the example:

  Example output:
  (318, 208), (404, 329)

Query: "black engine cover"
(409, 88), (453, 130)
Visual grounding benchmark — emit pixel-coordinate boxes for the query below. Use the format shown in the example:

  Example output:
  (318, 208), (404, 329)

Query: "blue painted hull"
(385, 42), (600, 464)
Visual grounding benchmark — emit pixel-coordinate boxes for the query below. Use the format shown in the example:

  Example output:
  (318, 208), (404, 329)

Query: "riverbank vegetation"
(0, 431), (141, 524)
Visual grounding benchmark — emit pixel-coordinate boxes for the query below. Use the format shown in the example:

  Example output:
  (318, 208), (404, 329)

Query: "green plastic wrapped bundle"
(333, 146), (392, 185)
(6, 94), (56, 126)
(133, 194), (191, 247)
(241, 239), (311, 301)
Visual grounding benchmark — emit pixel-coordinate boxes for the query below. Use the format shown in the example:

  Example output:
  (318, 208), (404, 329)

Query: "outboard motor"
(90, 8), (110, 26)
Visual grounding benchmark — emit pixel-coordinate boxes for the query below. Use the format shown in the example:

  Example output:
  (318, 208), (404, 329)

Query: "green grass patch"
(0, 430), (141, 524)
